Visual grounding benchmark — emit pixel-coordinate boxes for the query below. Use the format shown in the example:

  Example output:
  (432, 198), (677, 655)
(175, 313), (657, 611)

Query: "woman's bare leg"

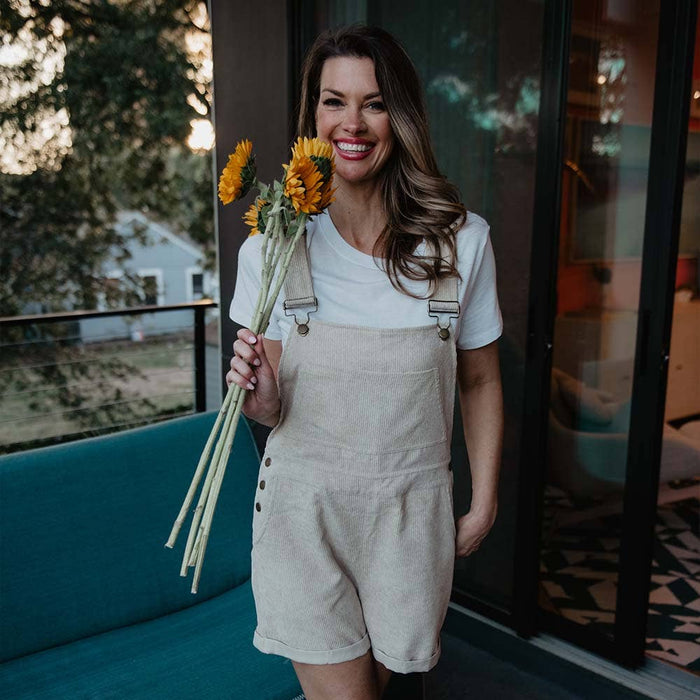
(292, 649), (380, 700)
(373, 657), (393, 698)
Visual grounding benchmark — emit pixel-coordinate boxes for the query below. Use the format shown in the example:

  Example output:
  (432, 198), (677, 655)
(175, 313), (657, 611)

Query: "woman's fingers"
(233, 338), (259, 366)
(228, 329), (267, 393)
(455, 512), (494, 558)
(227, 366), (256, 391)
(252, 333), (266, 363)
(231, 355), (256, 382)
(233, 330), (273, 377)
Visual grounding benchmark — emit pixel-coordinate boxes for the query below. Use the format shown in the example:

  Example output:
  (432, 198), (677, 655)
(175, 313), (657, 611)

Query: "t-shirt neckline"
(318, 211), (386, 270)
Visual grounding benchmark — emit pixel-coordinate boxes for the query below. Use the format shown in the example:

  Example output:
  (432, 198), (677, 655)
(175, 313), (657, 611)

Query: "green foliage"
(0, 0), (214, 449)
(0, 0), (215, 316)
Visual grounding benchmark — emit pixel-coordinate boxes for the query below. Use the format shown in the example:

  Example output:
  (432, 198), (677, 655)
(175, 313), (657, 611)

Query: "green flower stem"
(265, 212), (286, 295)
(178, 206), (285, 585)
(180, 384), (244, 574)
(178, 257), (273, 572)
(258, 211), (281, 318)
(169, 197), (311, 592)
(167, 224), (271, 566)
(260, 197), (284, 290)
(189, 384), (247, 594)
(260, 214), (308, 332)
(164, 382), (236, 549)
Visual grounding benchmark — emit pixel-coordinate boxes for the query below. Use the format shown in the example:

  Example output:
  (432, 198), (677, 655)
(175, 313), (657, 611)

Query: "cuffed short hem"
(371, 635), (442, 674)
(253, 630), (372, 665)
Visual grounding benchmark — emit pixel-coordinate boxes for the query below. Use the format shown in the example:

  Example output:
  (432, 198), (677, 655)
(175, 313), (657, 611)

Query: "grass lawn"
(0, 333), (198, 453)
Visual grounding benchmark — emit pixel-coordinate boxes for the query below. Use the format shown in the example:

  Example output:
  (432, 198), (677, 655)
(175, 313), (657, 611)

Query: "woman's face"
(315, 56), (394, 189)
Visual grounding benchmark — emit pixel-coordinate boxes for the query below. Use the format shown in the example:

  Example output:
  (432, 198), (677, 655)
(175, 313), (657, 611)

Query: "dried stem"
(168, 200), (311, 594)
(164, 385), (235, 549)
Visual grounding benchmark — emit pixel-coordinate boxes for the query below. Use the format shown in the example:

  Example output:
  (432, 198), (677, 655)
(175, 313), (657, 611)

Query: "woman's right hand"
(226, 328), (280, 426)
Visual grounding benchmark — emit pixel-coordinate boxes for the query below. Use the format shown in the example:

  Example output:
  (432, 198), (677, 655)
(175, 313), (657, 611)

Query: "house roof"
(115, 210), (204, 260)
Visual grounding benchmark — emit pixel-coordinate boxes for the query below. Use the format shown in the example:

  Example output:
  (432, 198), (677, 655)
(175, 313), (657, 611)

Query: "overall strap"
(428, 238), (460, 341)
(283, 231), (317, 336)
(283, 230), (460, 340)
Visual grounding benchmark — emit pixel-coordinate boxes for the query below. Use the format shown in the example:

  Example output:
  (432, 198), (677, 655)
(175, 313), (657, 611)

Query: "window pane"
(540, 0), (660, 640)
(192, 272), (204, 297)
(142, 275), (158, 306)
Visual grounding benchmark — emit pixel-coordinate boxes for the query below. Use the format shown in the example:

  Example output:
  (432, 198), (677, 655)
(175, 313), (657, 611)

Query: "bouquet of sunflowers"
(166, 137), (335, 593)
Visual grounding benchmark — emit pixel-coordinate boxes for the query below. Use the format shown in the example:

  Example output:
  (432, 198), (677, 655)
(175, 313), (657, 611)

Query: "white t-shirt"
(229, 210), (503, 350)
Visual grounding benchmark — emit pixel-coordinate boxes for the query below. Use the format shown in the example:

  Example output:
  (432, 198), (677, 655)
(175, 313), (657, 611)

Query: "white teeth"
(336, 142), (372, 152)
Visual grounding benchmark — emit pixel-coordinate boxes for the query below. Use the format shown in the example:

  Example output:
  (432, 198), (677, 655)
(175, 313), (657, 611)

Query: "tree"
(0, 0), (215, 451)
(0, 0), (214, 316)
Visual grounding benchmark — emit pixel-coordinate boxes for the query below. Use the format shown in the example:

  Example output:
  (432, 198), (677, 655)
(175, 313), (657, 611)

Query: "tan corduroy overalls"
(250, 233), (460, 674)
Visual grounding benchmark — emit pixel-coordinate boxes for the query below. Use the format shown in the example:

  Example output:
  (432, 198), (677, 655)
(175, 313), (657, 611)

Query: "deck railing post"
(194, 305), (206, 413)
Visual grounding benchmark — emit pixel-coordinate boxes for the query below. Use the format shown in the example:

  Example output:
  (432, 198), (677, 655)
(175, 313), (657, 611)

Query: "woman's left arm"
(454, 339), (504, 557)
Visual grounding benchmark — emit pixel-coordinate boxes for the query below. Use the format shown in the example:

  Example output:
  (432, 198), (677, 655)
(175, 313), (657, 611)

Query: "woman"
(227, 25), (504, 700)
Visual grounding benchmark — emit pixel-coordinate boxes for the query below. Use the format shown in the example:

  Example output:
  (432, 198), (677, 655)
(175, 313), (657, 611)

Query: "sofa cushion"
(0, 579), (303, 700)
(0, 412), (261, 662)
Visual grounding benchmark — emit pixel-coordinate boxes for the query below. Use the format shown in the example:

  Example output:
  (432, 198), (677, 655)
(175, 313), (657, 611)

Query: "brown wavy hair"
(297, 25), (466, 298)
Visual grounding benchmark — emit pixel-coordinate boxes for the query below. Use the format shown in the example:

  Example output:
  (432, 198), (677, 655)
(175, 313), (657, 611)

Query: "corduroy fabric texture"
(250, 243), (459, 674)
(0, 579), (302, 700)
(0, 411), (259, 662)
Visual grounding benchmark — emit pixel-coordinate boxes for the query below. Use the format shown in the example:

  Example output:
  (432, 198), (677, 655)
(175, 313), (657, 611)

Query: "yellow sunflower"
(283, 156), (324, 215)
(283, 137), (336, 215)
(291, 136), (334, 162)
(243, 197), (268, 236)
(218, 139), (256, 205)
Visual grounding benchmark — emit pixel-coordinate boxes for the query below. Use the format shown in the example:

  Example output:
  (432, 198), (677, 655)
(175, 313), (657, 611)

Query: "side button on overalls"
(250, 234), (459, 674)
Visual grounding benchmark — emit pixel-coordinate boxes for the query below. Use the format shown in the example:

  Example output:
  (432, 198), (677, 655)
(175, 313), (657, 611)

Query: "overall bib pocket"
(287, 365), (447, 454)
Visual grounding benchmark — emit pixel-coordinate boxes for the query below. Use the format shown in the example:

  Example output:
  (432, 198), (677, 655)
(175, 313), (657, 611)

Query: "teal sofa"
(0, 412), (304, 699)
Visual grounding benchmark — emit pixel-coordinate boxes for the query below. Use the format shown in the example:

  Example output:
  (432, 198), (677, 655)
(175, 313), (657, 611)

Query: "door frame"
(516, 0), (698, 667)
(615, 0), (698, 667)
(513, 0), (572, 639)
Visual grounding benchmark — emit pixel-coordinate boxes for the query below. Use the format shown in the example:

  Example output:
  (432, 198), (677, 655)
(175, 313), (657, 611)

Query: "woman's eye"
(322, 98), (343, 107)
(366, 101), (386, 111)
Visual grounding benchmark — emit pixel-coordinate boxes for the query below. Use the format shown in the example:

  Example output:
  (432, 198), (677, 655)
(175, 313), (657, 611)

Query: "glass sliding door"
(539, 0), (661, 644)
(537, 0), (698, 665)
(644, 18), (700, 670)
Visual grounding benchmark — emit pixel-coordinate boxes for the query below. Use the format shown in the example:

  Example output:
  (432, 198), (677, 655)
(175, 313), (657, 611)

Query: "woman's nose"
(342, 107), (366, 134)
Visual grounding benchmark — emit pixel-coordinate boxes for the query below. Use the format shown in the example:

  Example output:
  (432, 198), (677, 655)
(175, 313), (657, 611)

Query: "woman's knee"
(292, 649), (380, 700)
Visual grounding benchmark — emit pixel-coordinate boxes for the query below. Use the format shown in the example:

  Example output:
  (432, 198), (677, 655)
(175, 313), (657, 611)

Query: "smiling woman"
(227, 24), (504, 700)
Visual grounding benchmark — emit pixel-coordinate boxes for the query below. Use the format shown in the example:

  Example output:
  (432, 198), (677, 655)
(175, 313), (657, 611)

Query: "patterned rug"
(540, 484), (700, 673)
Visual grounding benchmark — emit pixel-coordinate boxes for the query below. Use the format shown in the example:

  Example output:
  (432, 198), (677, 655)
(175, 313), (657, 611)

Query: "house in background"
(80, 210), (218, 343)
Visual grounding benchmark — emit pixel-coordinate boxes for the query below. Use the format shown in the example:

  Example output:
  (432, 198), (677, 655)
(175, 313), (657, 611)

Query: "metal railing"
(0, 300), (218, 453)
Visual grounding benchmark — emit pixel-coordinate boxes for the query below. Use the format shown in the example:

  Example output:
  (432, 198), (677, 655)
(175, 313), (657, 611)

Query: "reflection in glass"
(643, 18), (700, 671)
(540, 0), (660, 639)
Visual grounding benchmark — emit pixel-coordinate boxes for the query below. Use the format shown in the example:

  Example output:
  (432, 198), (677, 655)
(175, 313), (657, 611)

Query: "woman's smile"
(333, 137), (376, 160)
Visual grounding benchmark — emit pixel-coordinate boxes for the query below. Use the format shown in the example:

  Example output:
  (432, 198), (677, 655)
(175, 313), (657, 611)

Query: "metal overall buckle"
(283, 297), (318, 336)
(428, 300), (460, 341)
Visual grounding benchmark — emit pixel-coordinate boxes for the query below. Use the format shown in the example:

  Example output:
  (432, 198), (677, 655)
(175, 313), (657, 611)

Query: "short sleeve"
(228, 236), (283, 340)
(456, 221), (504, 350)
